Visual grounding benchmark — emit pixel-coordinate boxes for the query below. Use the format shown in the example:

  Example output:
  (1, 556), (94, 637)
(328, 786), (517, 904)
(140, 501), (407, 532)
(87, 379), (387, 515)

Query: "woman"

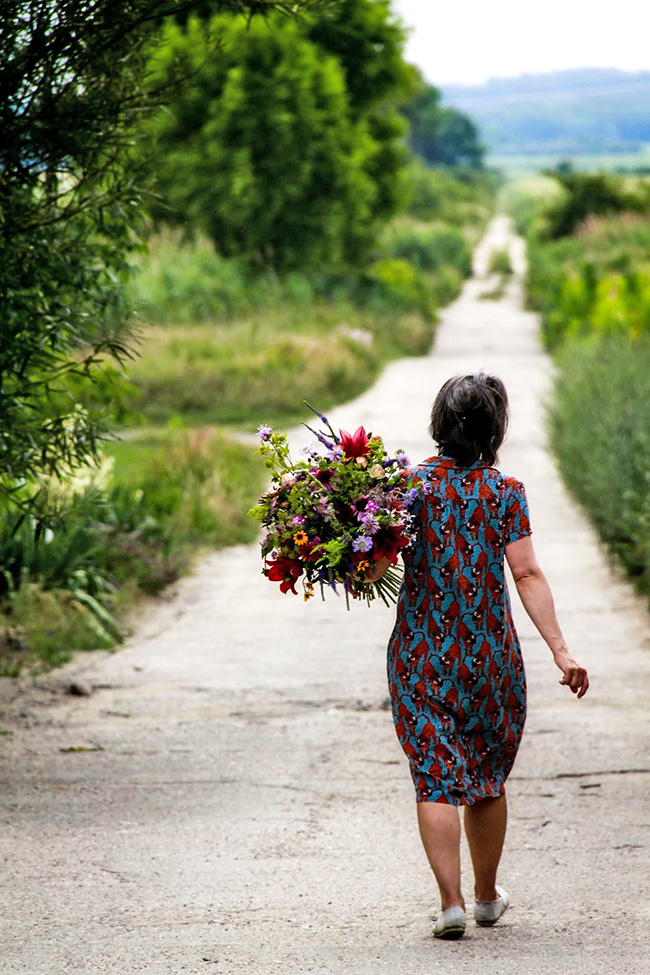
(370, 372), (589, 940)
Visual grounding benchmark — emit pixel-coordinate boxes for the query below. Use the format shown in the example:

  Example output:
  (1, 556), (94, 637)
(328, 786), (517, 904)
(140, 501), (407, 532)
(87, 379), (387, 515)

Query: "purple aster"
(256, 424), (273, 441)
(360, 513), (379, 535)
(326, 445), (344, 461)
(352, 535), (373, 553)
(395, 450), (411, 469)
(404, 487), (420, 507)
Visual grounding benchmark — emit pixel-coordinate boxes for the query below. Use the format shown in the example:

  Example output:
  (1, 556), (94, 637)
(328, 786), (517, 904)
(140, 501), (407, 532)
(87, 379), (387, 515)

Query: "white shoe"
(474, 885), (510, 926)
(433, 904), (466, 939)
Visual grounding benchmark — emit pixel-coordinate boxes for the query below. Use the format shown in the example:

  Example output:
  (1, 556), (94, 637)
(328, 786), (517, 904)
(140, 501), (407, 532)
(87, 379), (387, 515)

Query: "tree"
(402, 83), (485, 170)
(0, 0), (331, 501)
(306, 0), (420, 223)
(306, 0), (417, 117)
(143, 1), (419, 270)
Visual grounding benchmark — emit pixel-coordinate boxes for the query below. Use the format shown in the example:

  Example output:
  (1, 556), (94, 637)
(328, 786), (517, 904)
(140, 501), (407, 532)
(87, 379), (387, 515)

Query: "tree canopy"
(143, 1), (419, 270)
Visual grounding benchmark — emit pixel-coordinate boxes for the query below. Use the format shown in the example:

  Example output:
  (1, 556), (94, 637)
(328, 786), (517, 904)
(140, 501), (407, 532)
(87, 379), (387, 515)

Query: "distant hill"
(442, 68), (650, 158)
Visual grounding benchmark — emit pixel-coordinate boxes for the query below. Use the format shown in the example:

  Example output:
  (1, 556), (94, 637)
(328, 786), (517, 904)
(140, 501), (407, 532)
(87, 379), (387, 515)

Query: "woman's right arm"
(505, 535), (589, 698)
(364, 556), (392, 582)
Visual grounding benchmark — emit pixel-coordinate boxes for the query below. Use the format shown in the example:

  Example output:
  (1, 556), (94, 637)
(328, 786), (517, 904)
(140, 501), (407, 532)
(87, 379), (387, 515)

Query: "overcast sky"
(392, 0), (650, 86)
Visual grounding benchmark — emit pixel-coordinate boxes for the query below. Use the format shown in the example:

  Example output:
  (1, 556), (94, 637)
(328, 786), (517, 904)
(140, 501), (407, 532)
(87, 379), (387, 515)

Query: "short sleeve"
(504, 478), (532, 544)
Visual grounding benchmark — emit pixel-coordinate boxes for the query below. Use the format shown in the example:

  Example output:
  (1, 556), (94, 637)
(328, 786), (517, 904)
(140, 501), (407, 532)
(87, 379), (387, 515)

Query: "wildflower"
(365, 499), (379, 514)
(303, 582), (315, 602)
(291, 515), (305, 526)
(360, 512), (379, 535)
(357, 560), (370, 573)
(257, 424), (273, 441)
(265, 555), (303, 595)
(369, 464), (385, 479)
(327, 444), (344, 461)
(281, 473), (296, 488)
(352, 535), (373, 553)
(395, 450), (411, 469)
(339, 426), (370, 460)
(404, 487), (420, 507)
(316, 499), (333, 519)
(293, 530), (308, 545)
(299, 442), (314, 456)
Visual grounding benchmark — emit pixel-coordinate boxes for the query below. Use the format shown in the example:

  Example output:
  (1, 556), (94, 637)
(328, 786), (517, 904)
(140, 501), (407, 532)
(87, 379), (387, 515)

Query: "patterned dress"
(387, 456), (532, 805)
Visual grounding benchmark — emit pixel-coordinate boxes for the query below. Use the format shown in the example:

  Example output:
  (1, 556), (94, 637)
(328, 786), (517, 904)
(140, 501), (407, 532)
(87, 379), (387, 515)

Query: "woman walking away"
(371, 373), (589, 940)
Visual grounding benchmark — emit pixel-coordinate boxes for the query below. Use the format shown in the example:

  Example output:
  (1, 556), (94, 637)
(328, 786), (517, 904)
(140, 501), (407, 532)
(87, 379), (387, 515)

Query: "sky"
(391, 0), (650, 86)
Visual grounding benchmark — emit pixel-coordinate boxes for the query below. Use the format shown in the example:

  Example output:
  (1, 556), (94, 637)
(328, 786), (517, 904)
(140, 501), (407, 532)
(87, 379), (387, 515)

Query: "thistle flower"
(257, 424), (273, 441)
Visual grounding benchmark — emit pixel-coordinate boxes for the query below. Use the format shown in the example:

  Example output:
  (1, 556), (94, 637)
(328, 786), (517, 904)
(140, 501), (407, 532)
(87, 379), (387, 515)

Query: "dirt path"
(1, 218), (649, 975)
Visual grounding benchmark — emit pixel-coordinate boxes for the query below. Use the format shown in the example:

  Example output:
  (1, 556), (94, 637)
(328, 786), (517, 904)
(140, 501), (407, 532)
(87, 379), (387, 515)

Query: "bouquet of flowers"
(247, 405), (420, 607)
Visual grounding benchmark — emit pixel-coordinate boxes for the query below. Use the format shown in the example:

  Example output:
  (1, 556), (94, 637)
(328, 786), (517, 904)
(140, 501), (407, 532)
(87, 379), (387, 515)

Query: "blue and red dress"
(387, 456), (532, 804)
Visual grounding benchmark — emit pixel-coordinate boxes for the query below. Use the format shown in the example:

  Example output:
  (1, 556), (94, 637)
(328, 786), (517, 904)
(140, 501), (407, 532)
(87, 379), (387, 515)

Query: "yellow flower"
(293, 530), (308, 545)
(357, 560), (370, 574)
(303, 582), (315, 602)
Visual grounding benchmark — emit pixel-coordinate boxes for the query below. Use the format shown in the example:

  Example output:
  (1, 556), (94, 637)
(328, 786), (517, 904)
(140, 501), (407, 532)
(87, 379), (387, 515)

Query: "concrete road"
(1, 218), (649, 975)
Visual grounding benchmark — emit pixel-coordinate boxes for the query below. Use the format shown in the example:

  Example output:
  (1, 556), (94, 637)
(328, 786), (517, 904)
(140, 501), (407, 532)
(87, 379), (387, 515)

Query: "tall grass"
(550, 335), (650, 597)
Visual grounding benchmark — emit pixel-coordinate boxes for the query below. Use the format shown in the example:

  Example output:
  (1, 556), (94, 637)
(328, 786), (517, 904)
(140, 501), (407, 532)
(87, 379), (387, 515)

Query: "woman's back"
(401, 456), (531, 646)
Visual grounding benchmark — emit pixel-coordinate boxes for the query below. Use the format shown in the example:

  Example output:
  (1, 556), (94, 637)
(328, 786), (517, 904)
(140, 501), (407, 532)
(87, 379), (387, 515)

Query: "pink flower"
(339, 426), (370, 460)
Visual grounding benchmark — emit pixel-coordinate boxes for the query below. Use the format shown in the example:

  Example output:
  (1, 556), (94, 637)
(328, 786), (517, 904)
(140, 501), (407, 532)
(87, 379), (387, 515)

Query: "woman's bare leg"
(463, 794), (507, 901)
(416, 802), (465, 911)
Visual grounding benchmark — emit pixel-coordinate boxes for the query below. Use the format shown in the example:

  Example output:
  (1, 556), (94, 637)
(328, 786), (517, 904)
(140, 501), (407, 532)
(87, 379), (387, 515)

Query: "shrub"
(402, 158), (495, 227)
(384, 223), (472, 276)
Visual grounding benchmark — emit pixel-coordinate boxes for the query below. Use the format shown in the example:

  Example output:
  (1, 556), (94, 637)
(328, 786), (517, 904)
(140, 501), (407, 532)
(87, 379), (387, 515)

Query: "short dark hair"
(428, 373), (509, 467)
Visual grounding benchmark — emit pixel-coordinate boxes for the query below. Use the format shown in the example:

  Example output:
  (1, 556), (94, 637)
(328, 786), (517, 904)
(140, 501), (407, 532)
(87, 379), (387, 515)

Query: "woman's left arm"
(506, 535), (589, 698)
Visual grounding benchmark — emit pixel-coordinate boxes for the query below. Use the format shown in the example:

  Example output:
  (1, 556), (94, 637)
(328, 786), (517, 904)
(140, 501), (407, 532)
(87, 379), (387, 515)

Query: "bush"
(402, 158), (496, 227)
(383, 223), (472, 276)
(542, 170), (649, 239)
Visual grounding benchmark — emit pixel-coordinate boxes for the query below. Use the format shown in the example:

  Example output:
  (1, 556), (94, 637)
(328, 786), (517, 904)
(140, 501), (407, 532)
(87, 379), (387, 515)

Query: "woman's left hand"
(555, 650), (589, 698)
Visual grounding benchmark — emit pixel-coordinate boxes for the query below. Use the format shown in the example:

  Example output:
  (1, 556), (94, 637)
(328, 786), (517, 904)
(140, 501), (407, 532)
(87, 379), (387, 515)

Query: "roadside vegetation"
(1, 0), (494, 674)
(509, 169), (650, 601)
